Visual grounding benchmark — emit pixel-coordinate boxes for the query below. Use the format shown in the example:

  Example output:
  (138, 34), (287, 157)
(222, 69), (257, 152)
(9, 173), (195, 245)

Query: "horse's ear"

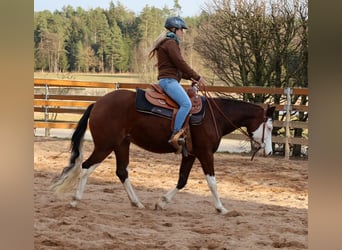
(266, 106), (276, 117)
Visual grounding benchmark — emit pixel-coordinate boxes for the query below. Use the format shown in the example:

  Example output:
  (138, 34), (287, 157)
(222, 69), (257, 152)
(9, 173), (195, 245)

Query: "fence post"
(284, 87), (292, 159)
(44, 84), (50, 137)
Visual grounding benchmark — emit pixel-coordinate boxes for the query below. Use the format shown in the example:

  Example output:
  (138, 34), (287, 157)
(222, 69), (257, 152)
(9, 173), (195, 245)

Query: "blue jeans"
(158, 78), (192, 132)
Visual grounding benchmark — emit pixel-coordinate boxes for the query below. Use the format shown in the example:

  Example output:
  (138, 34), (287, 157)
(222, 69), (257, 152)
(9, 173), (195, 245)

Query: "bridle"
(250, 115), (269, 161)
(193, 82), (269, 161)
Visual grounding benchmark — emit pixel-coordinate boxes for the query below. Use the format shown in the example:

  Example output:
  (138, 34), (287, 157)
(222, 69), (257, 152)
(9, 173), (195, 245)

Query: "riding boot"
(168, 129), (185, 153)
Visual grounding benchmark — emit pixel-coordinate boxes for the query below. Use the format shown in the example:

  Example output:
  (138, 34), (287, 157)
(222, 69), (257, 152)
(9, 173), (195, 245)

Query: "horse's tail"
(50, 103), (94, 194)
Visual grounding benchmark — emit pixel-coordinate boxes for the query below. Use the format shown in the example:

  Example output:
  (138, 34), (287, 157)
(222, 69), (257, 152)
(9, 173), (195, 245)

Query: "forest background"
(34, 0), (308, 156)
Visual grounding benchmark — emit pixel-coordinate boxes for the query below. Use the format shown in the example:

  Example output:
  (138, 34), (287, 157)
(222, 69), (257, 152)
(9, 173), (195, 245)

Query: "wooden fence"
(34, 78), (308, 159)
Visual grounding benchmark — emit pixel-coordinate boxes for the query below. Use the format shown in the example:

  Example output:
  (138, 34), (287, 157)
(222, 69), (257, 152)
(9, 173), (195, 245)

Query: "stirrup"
(168, 129), (185, 153)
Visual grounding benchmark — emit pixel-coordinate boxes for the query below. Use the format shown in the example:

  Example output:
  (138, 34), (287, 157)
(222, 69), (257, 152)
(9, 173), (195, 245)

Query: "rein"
(200, 87), (221, 140)
(193, 81), (266, 161)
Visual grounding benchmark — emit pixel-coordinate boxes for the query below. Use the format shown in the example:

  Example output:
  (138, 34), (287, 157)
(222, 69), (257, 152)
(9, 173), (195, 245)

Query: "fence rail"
(34, 78), (308, 158)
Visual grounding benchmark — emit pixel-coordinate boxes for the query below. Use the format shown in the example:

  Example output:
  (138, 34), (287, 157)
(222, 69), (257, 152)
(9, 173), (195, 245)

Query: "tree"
(195, 0), (307, 92)
(172, 0), (182, 16)
(34, 8), (71, 72)
(133, 6), (169, 81)
(105, 1), (137, 72)
(182, 16), (213, 82)
(194, 0), (308, 156)
(106, 20), (128, 73)
(34, 10), (60, 72)
(91, 8), (112, 72)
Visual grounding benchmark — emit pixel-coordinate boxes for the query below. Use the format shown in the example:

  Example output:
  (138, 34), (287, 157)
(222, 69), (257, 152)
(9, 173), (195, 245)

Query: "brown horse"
(50, 88), (275, 214)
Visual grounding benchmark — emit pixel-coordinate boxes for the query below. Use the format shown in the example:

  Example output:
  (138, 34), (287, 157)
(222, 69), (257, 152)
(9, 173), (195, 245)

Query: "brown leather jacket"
(156, 38), (201, 82)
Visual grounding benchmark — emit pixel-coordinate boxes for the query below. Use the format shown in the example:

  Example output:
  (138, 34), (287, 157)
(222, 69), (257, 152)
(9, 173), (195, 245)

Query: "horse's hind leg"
(115, 137), (144, 209)
(70, 147), (112, 207)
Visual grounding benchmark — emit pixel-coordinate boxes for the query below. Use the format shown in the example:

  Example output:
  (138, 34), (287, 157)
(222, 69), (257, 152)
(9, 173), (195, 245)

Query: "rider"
(149, 16), (206, 150)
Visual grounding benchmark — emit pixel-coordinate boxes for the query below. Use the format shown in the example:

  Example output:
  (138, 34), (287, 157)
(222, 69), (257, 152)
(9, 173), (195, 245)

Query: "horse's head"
(250, 106), (276, 157)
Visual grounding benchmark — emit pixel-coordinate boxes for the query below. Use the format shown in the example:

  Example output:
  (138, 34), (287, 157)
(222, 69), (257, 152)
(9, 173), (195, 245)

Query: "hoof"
(154, 203), (166, 211)
(132, 202), (145, 209)
(224, 210), (242, 217)
(216, 207), (228, 215)
(155, 196), (169, 210)
(154, 202), (165, 210)
(70, 196), (79, 207)
(70, 200), (78, 207)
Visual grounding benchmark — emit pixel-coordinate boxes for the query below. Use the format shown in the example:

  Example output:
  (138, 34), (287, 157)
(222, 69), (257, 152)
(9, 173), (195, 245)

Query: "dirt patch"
(34, 137), (308, 249)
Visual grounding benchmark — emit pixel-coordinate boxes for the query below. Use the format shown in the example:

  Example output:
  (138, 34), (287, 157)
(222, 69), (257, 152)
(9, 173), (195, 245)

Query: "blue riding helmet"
(164, 16), (188, 30)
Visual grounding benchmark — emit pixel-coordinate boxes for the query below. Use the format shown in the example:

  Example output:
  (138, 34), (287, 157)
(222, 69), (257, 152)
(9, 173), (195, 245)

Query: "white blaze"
(252, 118), (273, 156)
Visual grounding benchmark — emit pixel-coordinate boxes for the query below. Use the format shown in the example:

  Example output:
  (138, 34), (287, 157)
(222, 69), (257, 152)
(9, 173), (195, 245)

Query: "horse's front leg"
(122, 178), (144, 209)
(155, 155), (196, 210)
(198, 154), (228, 214)
(205, 175), (228, 214)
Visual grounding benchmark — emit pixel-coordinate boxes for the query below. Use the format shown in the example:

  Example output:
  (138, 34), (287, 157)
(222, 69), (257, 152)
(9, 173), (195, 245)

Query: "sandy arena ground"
(34, 137), (308, 249)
